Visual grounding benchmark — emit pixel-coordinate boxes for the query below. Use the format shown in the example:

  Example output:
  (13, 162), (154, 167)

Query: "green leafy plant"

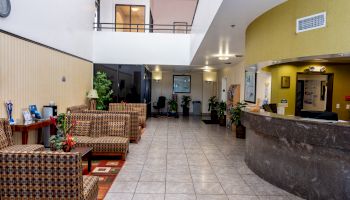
(208, 96), (218, 111)
(181, 96), (192, 108)
(168, 99), (178, 112)
(94, 71), (113, 110)
(218, 101), (227, 118)
(229, 102), (247, 126)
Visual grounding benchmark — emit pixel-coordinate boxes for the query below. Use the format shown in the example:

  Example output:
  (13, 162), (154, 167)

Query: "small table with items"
(11, 119), (56, 145)
(72, 147), (93, 172)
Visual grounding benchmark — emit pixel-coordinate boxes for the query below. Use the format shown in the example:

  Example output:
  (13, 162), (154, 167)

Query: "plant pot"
(211, 110), (218, 122)
(182, 106), (190, 116)
(219, 115), (226, 126)
(235, 124), (246, 139)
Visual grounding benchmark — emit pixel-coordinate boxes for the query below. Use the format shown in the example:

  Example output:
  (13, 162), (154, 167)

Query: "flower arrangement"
(49, 113), (77, 152)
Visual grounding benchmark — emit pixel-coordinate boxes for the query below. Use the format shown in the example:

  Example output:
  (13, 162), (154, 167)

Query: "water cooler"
(42, 105), (57, 147)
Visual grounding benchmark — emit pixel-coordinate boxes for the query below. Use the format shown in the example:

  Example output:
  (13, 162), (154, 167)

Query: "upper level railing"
(94, 23), (192, 34)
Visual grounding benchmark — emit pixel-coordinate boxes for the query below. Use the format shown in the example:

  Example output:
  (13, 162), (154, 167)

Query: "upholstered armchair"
(67, 113), (130, 160)
(0, 151), (99, 200)
(109, 103), (147, 128)
(0, 119), (44, 152)
(83, 110), (141, 143)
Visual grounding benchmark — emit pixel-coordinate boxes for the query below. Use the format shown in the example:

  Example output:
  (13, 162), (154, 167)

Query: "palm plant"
(168, 99), (178, 113)
(181, 95), (192, 116)
(208, 96), (218, 112)
(229, 102), (247, 126)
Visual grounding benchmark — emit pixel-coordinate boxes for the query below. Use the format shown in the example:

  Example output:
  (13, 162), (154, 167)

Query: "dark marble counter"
(241, 111), (350, 200)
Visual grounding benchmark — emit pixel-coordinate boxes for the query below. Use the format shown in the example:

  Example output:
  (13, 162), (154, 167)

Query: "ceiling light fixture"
(230, 25), (236, 28)
(131, 7), (139, 12)
(218, 56), (230, 61)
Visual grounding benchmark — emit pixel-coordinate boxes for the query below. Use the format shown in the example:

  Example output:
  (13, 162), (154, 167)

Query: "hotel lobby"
(0, 0), (349, 199)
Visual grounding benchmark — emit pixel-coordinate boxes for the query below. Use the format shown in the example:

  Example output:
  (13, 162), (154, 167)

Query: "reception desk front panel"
(241, 112), (350, 200)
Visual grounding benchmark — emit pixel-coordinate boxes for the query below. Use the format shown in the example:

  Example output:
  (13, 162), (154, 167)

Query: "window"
(115, 5), (145, 32)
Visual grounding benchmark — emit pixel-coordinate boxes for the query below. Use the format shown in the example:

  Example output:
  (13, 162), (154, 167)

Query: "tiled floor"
(105, 117), (304, 200)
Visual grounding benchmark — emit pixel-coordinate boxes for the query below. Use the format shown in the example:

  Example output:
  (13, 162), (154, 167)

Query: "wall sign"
(0, 0), (11, 18)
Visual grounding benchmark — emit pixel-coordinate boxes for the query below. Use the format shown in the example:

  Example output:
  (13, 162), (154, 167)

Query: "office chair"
(153, 96), (166, 117)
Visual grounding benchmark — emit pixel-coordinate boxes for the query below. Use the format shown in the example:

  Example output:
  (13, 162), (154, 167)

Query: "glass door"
(115, 5), (145, 32)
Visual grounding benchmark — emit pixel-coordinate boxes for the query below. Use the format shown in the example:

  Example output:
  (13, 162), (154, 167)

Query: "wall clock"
(0, 0), (11, 18)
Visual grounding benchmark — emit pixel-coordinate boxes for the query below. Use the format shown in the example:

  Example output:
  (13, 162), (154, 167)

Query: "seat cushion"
(75, 136), (94, 148)
(72, 121), (91, 136)
(83, 176), (99, 200)
(0, 144), (44, 152)
(0, 129), (9, 149)
(89, 137), (129, 153)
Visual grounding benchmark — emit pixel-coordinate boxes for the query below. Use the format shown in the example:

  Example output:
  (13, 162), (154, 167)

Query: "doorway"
(295, 73), (334, 116)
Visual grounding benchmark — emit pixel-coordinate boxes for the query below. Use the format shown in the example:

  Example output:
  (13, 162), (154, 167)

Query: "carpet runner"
(82, 159), (125, 200)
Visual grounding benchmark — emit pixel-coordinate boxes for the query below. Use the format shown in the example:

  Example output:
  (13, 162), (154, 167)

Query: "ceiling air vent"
(296, 12), (326, 33)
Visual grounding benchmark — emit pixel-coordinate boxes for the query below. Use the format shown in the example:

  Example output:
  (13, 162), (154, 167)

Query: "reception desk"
(241, 111), (350, 200)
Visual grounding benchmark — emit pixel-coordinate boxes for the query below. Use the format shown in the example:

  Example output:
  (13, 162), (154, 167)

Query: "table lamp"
(87, 89), (99, 110)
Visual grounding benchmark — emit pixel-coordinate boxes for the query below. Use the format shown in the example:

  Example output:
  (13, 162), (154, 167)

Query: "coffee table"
(72, 147), (93, 172)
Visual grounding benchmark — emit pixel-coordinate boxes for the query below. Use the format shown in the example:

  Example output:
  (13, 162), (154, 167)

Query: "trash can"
(192, 101), (201, 116)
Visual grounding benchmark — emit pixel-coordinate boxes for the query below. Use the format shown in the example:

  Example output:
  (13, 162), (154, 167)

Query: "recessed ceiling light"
(230, 25), (236, 28)
(218, 56), (230, 61)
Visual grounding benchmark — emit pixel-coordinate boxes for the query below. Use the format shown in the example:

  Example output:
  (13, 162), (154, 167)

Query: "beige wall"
(151, 71), (205, 113)
(0, 32), (93, 144)
(246, 0), (350, 66)
(218, 61), (245, 103)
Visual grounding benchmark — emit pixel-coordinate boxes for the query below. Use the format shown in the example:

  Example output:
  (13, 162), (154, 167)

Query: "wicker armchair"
(0, 151), (98, 200)
(109, 103), (147, 128)
(67, 113), (129, 160)
(83, 110), (141, 143)
(0, 119), (44, 152)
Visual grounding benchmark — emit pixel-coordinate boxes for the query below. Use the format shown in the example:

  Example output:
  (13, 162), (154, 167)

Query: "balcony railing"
(94, 23), (192, 34)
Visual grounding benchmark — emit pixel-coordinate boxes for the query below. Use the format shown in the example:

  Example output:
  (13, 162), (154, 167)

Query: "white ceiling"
(190, 0), (286, 68)
(150, 0), (198, 25)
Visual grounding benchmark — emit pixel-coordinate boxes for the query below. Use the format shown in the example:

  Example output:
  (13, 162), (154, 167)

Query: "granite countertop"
(241, 111), (350, 151)
(243, 111), (350, 127)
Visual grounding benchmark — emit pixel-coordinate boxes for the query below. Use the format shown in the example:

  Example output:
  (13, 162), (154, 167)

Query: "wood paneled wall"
(0, 32), (93, 144)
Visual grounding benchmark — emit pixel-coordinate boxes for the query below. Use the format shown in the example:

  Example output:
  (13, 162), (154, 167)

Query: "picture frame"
(22, 108), (33, 123)
(281, 76), (290, 88)
(244, 71), (257, 103)
(173, 75), (191, 93)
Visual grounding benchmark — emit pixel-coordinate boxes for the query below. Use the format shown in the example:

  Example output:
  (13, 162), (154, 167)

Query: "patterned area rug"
(82, 159), (125, 200)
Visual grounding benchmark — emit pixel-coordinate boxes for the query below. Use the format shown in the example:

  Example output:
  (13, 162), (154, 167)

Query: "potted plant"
(49, 113), (77, 152)
(229, 102), (247, 139)
(208, 96), (219, 122)
(94, 71), (113, 110)
(218, 101), (227, 126)
(168, 98), (178, 114)
(181, 96), (192, 117)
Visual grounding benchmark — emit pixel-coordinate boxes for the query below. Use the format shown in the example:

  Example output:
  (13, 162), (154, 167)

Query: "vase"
(63, 146), (72, 152)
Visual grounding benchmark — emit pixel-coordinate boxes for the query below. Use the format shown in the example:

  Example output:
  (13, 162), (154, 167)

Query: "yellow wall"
(246, 0), (350, 66)
(266, 63), (350, 120)
(0, 32), (93, 143)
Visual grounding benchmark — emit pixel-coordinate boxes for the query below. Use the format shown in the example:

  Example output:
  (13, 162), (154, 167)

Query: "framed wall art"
(173, 75), (191, 93)
(281, 76), (290, 88)
(244, 71), (256, 103)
